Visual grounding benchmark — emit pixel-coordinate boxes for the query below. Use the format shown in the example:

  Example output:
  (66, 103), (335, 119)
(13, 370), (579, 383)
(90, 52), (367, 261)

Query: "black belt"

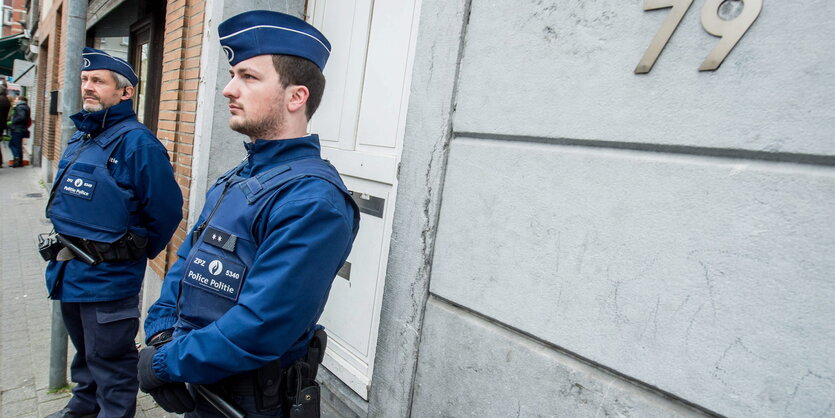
(74, 233), (149, 263)
(213, 351), (303, 396)
(40, 232), (148, 265)
(193, 331), (326, 418)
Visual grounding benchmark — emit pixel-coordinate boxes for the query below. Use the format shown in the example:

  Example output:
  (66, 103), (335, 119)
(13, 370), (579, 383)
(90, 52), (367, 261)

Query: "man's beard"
(229, 111), (284, 139)
(83, 94), (113, 112)
(83, 102), (104, 112)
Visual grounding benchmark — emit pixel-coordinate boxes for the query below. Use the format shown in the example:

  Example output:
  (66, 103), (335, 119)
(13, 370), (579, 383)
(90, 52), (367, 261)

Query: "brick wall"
(38, 2), (64, 167)
(148, 0), (205, 277)
(6, 0), (28, 37)
(34, 42), (47, 154)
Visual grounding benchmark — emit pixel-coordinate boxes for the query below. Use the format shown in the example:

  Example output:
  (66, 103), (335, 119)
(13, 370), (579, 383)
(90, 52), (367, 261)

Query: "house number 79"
(634, 0), (762, 73)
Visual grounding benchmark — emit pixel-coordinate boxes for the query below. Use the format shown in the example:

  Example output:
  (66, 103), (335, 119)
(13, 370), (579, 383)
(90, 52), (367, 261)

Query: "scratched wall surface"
(407, 0), (835, 416)
(412, 299), (708, 418)
(425, 138), (835, 417)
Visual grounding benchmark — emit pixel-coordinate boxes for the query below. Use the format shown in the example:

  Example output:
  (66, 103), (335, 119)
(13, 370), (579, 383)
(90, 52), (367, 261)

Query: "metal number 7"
(634, 0), (694, 74)
(699, 0), (763, 71)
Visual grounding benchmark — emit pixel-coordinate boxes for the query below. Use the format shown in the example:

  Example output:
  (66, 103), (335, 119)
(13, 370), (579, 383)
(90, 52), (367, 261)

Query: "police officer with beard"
(139, 10), (359, 417)
(44, 48), (182, 418)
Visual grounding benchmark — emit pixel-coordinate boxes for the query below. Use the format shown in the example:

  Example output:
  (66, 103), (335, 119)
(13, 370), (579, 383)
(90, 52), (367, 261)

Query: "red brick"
(177, 154), (193, 166)
(181, 101), (197, 112)
(177, 143), (194, 155)
(176, 133), (194, 145)
(159, 111), (178, 121)
(182, 68), (200, 79)
(160, 91), (179, 101)
(158, 120), (177, 131)
(166, 7), (186, 24)
(175, 165), (192, 177)
(182, 79), (198, 90)
(159, 101), (178, 111)
(183, 57), (201, 70)
(179, 112), (196, 123)
(162, 50), (182, 64)
(161, 80), (181, 92)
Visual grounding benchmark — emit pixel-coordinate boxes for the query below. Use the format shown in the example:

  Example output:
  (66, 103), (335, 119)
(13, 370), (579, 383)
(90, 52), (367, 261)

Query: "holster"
(38, 233), (64, 262)
(286, 362), (320, 418)
(252, 329), (328, 417)
(286, 328), (327, 418)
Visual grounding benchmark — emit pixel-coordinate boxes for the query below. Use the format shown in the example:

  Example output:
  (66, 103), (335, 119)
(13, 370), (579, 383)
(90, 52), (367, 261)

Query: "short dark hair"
(272, 55), (325, 120)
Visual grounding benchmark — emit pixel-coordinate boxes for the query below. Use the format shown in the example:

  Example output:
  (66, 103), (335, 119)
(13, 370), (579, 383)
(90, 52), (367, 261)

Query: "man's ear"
(120, 86), (136, 101)
(286, 85), (309, 114)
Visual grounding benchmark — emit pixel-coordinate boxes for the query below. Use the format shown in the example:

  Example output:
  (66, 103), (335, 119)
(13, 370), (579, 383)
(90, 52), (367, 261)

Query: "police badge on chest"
(183, 249), (246, 301)
(61, 176), (97, 200)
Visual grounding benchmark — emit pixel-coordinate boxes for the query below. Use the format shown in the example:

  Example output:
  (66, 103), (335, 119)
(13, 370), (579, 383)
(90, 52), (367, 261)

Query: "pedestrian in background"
(42, 47), (183, 418)
(139, 10), (359, 417)
(0, 85), (10, 168)
(8, 95), (27, 167)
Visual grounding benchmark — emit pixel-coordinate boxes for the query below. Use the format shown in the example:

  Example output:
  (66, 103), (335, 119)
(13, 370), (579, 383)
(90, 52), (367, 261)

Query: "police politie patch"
(183, 250), (246, 301)
(60, 176), (96, 200)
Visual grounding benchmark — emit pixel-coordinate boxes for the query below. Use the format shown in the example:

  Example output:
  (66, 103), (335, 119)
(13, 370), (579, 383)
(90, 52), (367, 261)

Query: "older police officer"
(43, 48), (183, 418)
(139, 10), (359, 417)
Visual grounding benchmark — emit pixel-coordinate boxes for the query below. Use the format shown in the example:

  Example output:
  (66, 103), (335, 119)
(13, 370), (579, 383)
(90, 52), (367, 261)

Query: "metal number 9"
(699, 0), (763, 71)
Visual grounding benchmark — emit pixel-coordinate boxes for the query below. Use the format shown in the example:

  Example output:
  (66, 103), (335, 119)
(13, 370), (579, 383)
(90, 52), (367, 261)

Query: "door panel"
(307, 0), (421, 399)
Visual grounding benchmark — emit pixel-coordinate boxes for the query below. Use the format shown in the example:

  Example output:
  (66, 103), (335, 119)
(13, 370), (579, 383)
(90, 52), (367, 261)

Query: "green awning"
(0, 34), (27, 76)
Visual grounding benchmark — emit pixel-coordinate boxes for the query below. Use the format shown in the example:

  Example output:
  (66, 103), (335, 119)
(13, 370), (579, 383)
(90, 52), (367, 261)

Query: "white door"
(307, 0), (421, 400)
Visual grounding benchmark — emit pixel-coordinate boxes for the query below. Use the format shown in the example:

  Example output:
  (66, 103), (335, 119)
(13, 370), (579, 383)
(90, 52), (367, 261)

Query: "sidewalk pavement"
(0, 146), (175, 417)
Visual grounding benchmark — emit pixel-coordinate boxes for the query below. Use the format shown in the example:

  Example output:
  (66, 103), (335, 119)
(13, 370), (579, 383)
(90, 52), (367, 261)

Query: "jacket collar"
(240, 135), (322, 177)
(69, 100), (137, 145)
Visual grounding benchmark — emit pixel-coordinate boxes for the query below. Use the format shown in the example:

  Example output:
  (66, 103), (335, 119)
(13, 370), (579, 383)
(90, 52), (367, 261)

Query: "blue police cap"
(81, 47), (139, 86)
(218, 10), (331, 71)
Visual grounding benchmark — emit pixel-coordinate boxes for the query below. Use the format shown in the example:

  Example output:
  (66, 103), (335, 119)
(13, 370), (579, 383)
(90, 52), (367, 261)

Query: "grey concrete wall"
(430, 138), (834, 417)
(379, 0), (835, 417)
(413, 297), (708, 417)
(455, 0), (835, 157)
(367, 0), (471, 416)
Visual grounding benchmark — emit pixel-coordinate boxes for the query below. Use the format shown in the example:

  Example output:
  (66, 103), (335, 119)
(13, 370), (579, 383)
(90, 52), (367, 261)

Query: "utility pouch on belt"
(253, 329), (327, 417)
(286, 328), (327, 418)
(286, 362), (320, 418)
(254, 360), (284, 411)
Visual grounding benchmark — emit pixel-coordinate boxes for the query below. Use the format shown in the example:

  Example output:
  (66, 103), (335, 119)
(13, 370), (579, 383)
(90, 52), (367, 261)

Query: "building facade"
(27, 0), (835, 417)
(2, 0), (27, 37)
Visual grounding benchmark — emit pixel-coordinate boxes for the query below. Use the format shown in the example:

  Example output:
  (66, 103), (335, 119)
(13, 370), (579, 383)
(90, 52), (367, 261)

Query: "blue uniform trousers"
(61, 295), (140, 417)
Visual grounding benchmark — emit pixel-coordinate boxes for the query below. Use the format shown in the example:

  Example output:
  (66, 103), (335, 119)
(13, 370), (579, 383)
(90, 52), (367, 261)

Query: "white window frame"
(3, 6), (14, 26)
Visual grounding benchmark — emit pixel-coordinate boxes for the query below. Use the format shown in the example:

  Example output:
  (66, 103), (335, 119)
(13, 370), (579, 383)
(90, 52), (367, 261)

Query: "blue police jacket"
(144, 135), (359, 384)
(45, 99), (183, 302)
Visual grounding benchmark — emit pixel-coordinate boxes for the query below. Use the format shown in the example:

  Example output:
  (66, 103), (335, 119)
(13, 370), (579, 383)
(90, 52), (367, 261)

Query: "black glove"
(137, 345), (196, 413)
